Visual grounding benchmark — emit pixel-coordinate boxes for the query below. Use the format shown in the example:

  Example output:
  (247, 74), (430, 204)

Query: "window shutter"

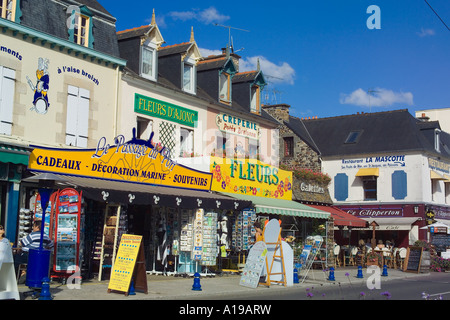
(77, 88), (89, 148)
(66, 85), (78, 146)
(334, 173), (348, 201)
(0, 66), (15, 135)
(392, 170), (407, 200)
(66, 85), (89, 147)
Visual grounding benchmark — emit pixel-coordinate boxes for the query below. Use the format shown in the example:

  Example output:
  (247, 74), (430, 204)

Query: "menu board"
(108, 234), (147, 295)
(431, 234), (450, 253)
(239, 241), (267, 288)
(403, 246), (423, 273)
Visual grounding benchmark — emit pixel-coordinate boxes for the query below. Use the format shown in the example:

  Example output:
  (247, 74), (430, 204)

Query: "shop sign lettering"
(134, 93), (198, 128)
(216, 113), (260, 140)
(300, 182), (324, 194)
(28, 129), (212, 191)
(210, 157), (292, 200)
(341, 155), (406, 169)
(346, 208), (402, 217)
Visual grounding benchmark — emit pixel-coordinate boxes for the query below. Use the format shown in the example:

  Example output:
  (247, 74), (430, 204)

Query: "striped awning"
(0, 143), (30, 165)
(220, 192), (330, 219)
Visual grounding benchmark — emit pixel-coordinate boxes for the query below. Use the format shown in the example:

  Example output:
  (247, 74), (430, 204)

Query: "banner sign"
(134, 93), (198, 128)
(28, 131), (212, 191)
(210, 156), (292, 200)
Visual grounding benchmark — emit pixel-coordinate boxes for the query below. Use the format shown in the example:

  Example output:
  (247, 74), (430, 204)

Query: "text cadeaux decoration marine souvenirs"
(210, 156), (292, 200)
(28, 129), (212, 191)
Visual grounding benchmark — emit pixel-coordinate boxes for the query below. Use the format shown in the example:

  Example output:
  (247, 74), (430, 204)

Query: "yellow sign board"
(28, 133), (212, 191)
(108, 234), (142, 293)
(210, 157), (292, 200)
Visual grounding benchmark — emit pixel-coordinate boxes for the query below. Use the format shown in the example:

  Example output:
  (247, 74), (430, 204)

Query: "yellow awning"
(443, 174), (450, 183)
(430, 170), (446, 180)
(355, 168), (379, 177)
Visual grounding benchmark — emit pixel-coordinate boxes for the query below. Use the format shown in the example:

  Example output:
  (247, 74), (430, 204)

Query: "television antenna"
(214, 23), (249, 52)
(262, 74), (284, 105)
(367, 88), (379, 112)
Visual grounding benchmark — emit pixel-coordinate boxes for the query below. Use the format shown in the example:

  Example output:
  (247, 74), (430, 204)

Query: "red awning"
(306, 204), (367, 228)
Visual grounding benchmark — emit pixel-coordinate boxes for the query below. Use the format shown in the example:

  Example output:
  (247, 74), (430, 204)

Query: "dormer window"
(141, 42), (157, 81)
(68, 5), (94, 48)
(182, 58), (195, 94)
(219, 72), (231, 104)
(250, 85), (261, 114)
(0, 0), (17, 21)
(435, 129), (441, 152)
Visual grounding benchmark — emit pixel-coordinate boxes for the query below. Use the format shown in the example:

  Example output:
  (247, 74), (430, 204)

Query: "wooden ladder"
(261, 229), (286, 287)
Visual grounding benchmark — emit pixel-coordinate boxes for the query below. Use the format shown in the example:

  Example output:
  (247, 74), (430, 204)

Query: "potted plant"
(365, 251), (382, 266)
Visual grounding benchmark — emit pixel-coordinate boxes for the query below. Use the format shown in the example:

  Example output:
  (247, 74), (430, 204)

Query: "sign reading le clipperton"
(28, 131), (212, 191)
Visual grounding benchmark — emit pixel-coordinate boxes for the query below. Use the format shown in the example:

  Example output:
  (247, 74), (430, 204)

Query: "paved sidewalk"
(17, 266), (431, 300)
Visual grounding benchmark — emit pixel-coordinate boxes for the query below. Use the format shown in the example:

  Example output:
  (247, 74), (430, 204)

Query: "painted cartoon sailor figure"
(27, 57), (50, 114)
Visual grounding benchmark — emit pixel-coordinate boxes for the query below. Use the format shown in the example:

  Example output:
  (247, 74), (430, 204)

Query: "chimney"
(221, 47), (241, 72)
(417, 112), (430, 121)
(262, 104), (291, 123)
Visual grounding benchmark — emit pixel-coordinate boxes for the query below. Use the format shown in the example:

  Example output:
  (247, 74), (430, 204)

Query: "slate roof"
(285, 109), (450, 159)
(20, 0), (120, 57)
(116, 25), (153, 40)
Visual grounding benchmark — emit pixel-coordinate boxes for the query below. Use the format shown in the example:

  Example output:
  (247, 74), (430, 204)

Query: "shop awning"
(219, 192), (330, 219)
(0, 143), (30, 165)
(306, 204), (367, 227)
(358, 217), (418, 230)
(443, 174), (450, 183)
(23, 172), (251, 210)
(355, 168), (379, 177)
(430, 170), (446, 180)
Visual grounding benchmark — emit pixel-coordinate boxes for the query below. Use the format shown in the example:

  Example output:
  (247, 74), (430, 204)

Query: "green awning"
(0, 144), (30, 165)
(220, 192), (330, 219)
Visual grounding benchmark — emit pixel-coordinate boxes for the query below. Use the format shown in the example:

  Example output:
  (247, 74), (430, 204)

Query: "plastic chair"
(398, 247), (407, 269)
(381, 247), (392, 267)
(345, 247), (358, 266)
(334, 245), (341, 267)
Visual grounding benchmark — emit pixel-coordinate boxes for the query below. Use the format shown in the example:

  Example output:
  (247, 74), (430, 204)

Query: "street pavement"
(17, 266), (432, 301)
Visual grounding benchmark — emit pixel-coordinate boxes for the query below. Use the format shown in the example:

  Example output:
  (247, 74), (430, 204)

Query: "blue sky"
(101, 0), (449, 119)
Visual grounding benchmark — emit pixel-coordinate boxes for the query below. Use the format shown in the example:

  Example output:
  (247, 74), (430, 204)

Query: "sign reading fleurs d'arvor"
(28, 130), (212, 191)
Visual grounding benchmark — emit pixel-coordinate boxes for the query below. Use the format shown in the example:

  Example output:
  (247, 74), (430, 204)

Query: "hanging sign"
(108, 234), (147, 295)
(28, 130), (212, 191)
(210, 156), (292, 200)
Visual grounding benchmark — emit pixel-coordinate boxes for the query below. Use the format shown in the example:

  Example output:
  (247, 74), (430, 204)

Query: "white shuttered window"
(0, 66), (15, 135)
(66, 85), (89, 147)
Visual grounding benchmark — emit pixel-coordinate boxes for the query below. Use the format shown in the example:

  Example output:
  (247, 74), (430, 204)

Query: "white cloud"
(168, 7), (229, 25)
(417, 27), (435, 37)
(197, 49), (296, 85)
(240, 56), (296, 85)
(199, 48), (222, 57)
(340, 88), (414, 107)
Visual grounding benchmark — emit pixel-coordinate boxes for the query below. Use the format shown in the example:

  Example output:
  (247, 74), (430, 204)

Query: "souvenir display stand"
(239, 241), (267, 288)
(51, 188), (84, 282)
(0, 240), (20, 300)
(295, 235), (324, 283)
